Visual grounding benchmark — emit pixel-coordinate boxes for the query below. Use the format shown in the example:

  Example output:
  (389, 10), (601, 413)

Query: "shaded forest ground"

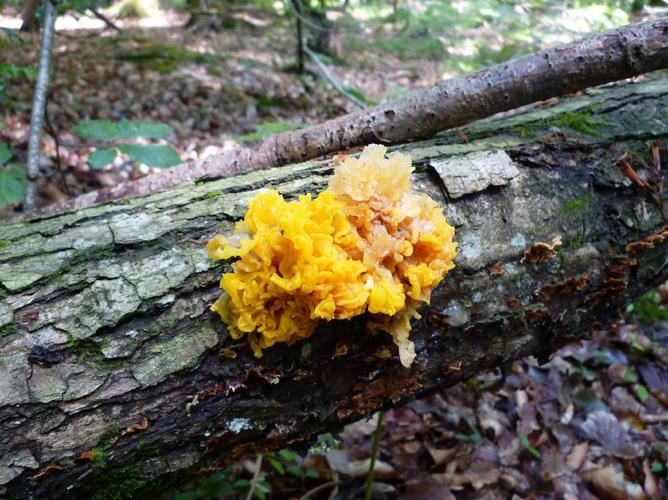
(2, 2), (668, 498)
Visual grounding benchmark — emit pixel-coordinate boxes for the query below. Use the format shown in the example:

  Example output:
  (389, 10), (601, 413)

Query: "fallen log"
(2, 78), (668, 497)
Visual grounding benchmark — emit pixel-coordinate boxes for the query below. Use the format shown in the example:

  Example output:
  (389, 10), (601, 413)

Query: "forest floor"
(2, 2), (668, 498)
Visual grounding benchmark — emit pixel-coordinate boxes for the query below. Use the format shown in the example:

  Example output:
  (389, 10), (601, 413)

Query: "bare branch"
(25, 0), (57, 212)
(43, 19), (668, 214)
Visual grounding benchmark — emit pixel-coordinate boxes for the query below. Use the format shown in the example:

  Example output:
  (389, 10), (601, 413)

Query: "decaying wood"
(2, 79), (668, 497)
(47, 19), (668, 214)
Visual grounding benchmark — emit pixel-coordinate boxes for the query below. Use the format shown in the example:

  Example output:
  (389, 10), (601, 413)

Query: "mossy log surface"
(2, 78), (668, 498)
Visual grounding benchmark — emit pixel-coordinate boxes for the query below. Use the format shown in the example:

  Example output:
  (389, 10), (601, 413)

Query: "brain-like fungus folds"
(207, 144), (457, 367)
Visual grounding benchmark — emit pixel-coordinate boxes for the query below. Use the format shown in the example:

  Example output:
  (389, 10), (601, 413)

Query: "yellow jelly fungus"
(207, 144), (457, 367)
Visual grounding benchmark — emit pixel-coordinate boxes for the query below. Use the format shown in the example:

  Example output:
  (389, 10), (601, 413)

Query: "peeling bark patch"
(430, 150), (520, 198)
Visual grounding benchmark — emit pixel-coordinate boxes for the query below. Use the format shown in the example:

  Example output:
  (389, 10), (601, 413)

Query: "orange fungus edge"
(207, 144), (457, 367)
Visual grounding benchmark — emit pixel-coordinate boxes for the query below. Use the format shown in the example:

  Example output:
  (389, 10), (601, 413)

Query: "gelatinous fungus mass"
(207, 144), (457, 367)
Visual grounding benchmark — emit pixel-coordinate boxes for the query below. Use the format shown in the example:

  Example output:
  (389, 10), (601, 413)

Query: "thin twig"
(245, 454), (263, 500)
(25, 0), (57, 212)
(304, 46), (366, 109)
(364, 411), (384, 500)
(88, 7), (122, 32)
(298, 480), (339, 500)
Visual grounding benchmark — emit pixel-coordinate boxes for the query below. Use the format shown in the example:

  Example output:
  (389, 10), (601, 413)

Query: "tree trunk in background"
(2, 80), (668, 497)
(293, 0), (305, 74)
(20, 0), (41, 32)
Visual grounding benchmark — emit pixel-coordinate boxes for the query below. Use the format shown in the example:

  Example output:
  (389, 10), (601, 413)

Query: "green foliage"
(88, 148), (118, 170)
(74, 119), (181, 169)
(627, 290), (668, 324)
(0, 143), (10, 164)
(374, 32), (442, 61)
(91, 462), (145, 500)
(265, 449), (319, 481)
(178, 447), (320, 499)
(90, 448), (109, 470)
(175, 469), (258, 500)
(341, 0), (632, 76)
(57, 0), (111, 15)
(0, 63), (36, 109)
(117, 144), (182, 168)
(0, 144), (26, 208)
(235, 122), (303, 143)
(634, 384), (650, 402)
(74, 119), (172, 140)
(111, 0), (161, 18)
(651, 461), (665, 474)
(309, 432), (341, 455)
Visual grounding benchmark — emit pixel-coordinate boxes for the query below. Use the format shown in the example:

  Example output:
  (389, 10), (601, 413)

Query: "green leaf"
(88, 148), (117, 169)
(73, 120), (117, 140)
(634, 384), (650, 402)
(232, 479), (250, 489)
(115, 120), (173, 139)
(268, 457), (285, 475)
(286, 464), (303, 477)
(117, 144), (181, 168)
(0, 165), (26, 207)
(278, 449), (298, 462)
(651, 461), (665, 473)
(623, 367), (637, 383)
(0, 143), (10, 164)
(305, 468), (320, 479)
(74, 120), (172, 140)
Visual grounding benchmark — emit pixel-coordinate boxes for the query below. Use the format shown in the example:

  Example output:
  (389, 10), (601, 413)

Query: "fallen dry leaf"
(580, 410), (647, 458)
(566, 442), (589, 471)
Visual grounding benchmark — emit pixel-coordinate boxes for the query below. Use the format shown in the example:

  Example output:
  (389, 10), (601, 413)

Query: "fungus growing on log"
(207, 144), (457, 366)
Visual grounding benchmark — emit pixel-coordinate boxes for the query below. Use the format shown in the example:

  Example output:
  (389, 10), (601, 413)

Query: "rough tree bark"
(48, 19), (668, 213)
(2, 79), (668, 497)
